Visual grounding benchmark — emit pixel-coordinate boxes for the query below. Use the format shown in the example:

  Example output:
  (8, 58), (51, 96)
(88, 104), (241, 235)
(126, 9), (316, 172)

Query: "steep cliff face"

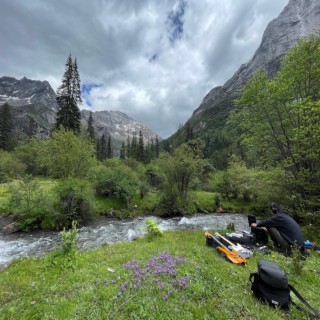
(0, 76), (58, 111)
(193, 0), (320, 118)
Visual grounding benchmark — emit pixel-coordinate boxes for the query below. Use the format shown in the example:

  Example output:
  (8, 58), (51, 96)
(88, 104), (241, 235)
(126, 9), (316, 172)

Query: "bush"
(53, 178), (94, 228)
(7, 175), (53, 231)
(38, 130), (96, 179)
(93, 162), (141, 208)
(0, 150), (26, 182)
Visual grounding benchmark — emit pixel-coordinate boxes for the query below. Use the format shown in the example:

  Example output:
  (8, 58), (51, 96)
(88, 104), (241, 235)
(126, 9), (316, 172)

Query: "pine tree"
(55, 54), (82, 134)
(106, 135), (113, 158)
(131, 132), (138, 159)
(126, 135), (131, 158)
(0, 103), (14, 151)
(138, 130), (145, 162)
(120, 141), (126, 159)
(155, 135), (160, 158)
(98, 134), (107, 161)
(86, 111), (95, 141)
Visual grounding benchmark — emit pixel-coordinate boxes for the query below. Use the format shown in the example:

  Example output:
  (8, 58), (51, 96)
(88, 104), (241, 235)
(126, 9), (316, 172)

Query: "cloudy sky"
(0, 0), (288, 138)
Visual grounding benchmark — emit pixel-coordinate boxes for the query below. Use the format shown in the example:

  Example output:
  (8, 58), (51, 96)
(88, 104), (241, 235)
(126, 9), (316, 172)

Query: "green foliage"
(53, 178), (94, 228)
(55, 54), (82, 134)
(38, 129), (96, 179)
(13, 138), (47, 176)
(60, 220), (79, 255)
(155, 144), (203, 215)
(7, 175), (52, 231)
(93, 161), (141, 209)
(290, 243), (305, 275)
(230, 34), (320, 209)
(210, 159), (286, 209)
(0, 150), (26, 182)
(0, 102), (15, 151)
(143, 219), (163, 241)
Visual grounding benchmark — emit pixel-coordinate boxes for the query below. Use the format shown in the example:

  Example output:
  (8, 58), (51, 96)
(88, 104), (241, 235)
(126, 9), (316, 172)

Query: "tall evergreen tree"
(86, 111), (95, 141)
(155, 135), (160, 158)
(126, 135), (131, 158)
(120, 141), (126, 159)
(0, 103), (14, 151)
(55, 54), (82, 134)
(106, 135), (113, 158)
(98, 134), (107, 161)
(138, 130), (145, 162)
(131, 132), (138, 159)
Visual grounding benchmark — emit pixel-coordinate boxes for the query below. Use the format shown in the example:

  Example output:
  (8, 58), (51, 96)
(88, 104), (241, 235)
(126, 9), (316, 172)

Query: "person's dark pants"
(268, 227), (291, 254)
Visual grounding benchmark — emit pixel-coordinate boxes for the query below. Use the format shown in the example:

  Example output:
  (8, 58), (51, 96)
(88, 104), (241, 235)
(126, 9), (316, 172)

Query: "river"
(0, 213), (249, 269)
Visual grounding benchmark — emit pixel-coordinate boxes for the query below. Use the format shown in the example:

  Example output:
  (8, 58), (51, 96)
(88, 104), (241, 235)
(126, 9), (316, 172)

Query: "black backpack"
(250, 260), (320, 318)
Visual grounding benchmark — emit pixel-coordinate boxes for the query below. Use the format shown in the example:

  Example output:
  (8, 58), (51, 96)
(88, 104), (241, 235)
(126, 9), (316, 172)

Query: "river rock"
(2, 222), (21, 234)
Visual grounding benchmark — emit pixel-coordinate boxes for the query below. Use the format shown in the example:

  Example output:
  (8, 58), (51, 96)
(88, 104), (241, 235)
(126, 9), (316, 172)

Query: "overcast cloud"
(0, 0), (288, 138)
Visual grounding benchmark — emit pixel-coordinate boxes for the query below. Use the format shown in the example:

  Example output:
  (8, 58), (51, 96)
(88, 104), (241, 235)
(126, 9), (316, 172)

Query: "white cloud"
(0, 0), (288, 138)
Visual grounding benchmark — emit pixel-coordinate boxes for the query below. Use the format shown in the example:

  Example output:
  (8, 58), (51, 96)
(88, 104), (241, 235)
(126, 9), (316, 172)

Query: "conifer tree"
(155, 135), (160, 158)
(98, 134), (107, 161)
(120, 141), (126, 159)
(131, 132), (138, 159)
(55, 54), (82, 134)
(138, 130), (145, 162)
(86, 111), (95, 141)
(106, 135), (113, 158)
(126, 135), (131, 158)
(0, 103), (14, 151)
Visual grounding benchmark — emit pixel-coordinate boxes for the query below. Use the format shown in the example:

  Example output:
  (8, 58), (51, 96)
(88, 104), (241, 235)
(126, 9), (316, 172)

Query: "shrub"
(7, 175), (53, 231)
(0, 150), (26, 182)
(143, 219), (163, 241)
(93, 162), (141, 208)
(53, 178), (94, 228)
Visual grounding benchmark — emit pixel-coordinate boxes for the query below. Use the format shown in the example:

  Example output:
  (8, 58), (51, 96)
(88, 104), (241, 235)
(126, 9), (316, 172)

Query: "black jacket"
(257, 212), (304, 247)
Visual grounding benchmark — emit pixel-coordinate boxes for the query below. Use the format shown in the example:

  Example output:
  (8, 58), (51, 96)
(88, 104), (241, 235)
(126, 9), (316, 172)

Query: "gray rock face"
(193, 0), (320, 117)
(0, 76), (161, 143)
(81, 109), (160, 143)
(0, 76), (58, 111)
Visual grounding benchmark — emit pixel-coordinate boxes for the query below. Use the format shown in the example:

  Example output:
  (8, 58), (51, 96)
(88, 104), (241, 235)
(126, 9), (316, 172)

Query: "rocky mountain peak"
(0, 76), (58, 111)
(193, 0), (320, 117)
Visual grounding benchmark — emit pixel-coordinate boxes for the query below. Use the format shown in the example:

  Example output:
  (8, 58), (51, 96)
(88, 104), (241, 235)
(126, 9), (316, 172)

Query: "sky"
(0, 0), (288, 138)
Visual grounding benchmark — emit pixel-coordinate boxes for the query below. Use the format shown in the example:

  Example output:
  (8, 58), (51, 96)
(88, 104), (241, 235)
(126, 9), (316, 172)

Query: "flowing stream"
(0, 213), (249, 269)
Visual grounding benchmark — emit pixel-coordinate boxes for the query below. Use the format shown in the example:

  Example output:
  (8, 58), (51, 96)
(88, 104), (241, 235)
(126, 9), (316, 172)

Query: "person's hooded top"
(257, 203), (305, 247)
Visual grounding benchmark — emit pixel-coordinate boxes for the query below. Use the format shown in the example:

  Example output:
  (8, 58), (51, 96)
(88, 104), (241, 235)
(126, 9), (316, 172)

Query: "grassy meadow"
(0, 229), (319, 320)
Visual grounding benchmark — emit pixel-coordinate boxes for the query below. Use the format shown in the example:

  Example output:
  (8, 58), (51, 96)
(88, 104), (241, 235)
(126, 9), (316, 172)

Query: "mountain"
(166, 0), (320, 166)
(0, 76), (160, 144)
(81, 109), (160, 143)
(0, 76), (58, 111)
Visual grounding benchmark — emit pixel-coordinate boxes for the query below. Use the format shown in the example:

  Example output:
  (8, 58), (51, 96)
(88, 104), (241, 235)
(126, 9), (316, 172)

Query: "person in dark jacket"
(250, 202), (305, 255)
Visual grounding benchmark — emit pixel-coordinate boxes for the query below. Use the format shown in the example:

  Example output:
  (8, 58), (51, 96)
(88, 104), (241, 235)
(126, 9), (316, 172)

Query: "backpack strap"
(289, 284), (320, 318)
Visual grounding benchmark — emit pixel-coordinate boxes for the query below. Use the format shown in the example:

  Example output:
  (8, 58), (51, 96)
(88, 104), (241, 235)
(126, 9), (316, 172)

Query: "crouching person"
(251, 202), (306, 256)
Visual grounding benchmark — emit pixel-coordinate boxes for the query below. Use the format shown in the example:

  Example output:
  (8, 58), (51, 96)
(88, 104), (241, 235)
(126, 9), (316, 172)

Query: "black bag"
(248, 215), (269, 245)
(250, 260), (320, 317)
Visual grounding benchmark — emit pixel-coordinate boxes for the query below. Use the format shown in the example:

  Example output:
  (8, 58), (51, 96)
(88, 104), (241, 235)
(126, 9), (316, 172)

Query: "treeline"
(1, 36), (320, 231)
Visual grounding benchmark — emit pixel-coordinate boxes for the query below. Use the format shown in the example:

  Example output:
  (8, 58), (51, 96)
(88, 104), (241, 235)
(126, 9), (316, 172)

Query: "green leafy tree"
(39, 129), (96, 179)
(55, 54), (82, 134)
(0, 103), (14, 151)
(156, 144), (202, 215)
(230, 34), (320, 209)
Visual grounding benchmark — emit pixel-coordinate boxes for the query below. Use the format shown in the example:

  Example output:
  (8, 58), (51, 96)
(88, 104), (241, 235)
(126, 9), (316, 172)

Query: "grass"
(0, 230), (319, 319)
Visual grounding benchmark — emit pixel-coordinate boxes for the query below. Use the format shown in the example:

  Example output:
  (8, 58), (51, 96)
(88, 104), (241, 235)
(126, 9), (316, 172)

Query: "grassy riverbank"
(1, 229), (319, 319)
